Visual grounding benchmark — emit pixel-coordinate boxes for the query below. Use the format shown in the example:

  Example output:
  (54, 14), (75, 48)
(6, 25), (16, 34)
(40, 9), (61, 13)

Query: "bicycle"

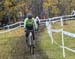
(26, 30), (35, 54)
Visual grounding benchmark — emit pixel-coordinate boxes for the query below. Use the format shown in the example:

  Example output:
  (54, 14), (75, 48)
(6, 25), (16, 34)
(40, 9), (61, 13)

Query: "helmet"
(27, 13), (33, 19)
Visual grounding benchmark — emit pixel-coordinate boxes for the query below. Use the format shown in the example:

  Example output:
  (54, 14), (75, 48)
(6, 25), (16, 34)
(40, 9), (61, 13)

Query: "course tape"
(0, 26), (21, 34)
(0, 14), (75, 35)
(63, 31), (75, 37)
(4, 21), (23, 27)
(51, 29), (75, 38)
(51, 29), (62, 32)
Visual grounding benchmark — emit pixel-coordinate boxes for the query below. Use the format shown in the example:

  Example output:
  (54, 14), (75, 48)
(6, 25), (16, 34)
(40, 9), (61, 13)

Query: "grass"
(52, 20), (75, 32)
(0, 20), (75, 59)
(0, 26), (49, 59)
(38, 20), (75, 59)
(0, 28), (24, 42)
(0, 28), (26, 59)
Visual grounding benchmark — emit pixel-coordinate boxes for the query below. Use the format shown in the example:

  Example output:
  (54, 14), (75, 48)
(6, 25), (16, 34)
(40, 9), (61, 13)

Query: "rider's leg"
(32, 31), (35, 40)
(26, 30), (29, 47)
(32, 31), (36, 48)
(37, 21), (40, 31)
(26, 26), (31, 47)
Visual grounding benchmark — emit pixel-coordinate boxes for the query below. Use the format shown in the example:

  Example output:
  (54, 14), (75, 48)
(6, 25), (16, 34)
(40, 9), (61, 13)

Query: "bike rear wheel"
(29, 33), (35, 54)
(30, 45), (34, 54)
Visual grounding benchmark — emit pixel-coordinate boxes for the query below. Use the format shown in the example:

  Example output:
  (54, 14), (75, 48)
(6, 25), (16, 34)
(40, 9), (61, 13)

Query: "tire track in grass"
(24, 27), (49, 59)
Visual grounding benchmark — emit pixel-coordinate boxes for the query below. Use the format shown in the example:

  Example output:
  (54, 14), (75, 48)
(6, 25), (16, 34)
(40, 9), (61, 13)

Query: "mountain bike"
(26, 30), (35, 54)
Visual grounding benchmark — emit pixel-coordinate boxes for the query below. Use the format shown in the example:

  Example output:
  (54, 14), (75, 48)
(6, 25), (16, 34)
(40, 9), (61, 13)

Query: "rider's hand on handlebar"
(25, 29), (27, 32)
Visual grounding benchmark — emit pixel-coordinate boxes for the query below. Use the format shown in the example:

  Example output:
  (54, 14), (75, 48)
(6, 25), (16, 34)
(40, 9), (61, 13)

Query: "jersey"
(26, 19), (34, 26)
(24, 18), (37, 29)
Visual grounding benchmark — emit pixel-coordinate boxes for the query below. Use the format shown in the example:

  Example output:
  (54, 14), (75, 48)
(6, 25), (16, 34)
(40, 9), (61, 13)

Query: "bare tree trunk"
(31, 0), (43, 17)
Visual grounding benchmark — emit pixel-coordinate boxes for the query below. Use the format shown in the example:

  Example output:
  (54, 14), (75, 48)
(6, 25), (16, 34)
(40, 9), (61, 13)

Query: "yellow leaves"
(51, 6), (60, 14)
(14, 28), (24, 37)
(8, 28), (24, 37)
(43, 0), (60, 15)
(71, 0), (75, 6)
(16, 1), (26, 8)
(4, 0), (12, 7)
(0, 11), (5, 17)
(0, 28), (24, 40)
(43, 0), (53, 9)
(43, 2), (49, 9)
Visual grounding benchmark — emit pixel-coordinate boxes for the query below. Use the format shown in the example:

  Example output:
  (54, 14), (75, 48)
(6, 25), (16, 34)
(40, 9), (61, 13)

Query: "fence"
(45, 14), (75, 57)
(0, 21), (25, 59)
(0, 14), (75, 57)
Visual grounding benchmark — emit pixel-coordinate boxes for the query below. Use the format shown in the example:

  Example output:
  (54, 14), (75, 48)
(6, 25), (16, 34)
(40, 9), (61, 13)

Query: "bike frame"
(28, 32), (33, 46)
(27, 30), (35, 54)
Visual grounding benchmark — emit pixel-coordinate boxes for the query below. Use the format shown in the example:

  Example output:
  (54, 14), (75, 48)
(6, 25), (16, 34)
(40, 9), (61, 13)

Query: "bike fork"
(30, 46), (34, 54)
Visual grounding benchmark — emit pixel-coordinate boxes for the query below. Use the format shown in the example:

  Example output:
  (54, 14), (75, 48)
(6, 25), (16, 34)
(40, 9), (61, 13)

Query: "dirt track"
(0, 26), (48, 59)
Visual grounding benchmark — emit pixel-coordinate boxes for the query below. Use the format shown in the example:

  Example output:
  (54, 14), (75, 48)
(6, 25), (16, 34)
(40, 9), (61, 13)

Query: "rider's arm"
(33, 18), (37, 29)
(24, 18), (28, 28)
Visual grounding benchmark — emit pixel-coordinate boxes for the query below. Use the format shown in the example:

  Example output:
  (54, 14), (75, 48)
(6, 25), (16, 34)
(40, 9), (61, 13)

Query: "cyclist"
(35, 16), (40, 31)
(24, 13), (37, 47)
(71, 10), (75, 15)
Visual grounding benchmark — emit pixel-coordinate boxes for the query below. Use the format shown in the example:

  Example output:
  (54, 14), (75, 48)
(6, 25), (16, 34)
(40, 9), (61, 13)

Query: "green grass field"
(38, 20), (75, 59)
(0, 28), (26, 59)
(0, 20), (75, 59)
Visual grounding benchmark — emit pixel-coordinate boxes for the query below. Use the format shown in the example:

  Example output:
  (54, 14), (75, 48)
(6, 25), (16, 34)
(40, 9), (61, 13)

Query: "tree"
(0, 0), (27, 26)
